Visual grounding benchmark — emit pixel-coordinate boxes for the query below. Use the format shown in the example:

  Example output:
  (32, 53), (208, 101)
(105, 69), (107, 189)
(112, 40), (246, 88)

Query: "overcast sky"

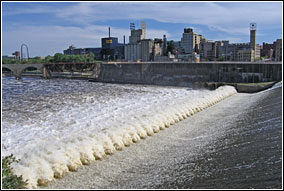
(2, 1), (283, 57)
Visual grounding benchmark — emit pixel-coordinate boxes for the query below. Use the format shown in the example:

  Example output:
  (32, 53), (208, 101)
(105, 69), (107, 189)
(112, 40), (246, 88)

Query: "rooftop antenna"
(130, 23), (135, 30)
(108, 27), (110, 38)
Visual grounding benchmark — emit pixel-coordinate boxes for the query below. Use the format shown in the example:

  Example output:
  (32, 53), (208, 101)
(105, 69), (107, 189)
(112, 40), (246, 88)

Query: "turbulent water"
(1, 77), (237, 188)
(43, 82), (282, 189)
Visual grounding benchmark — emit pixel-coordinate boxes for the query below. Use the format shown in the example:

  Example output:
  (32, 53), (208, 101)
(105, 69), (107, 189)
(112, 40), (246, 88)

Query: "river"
(1, 77), (282, 189)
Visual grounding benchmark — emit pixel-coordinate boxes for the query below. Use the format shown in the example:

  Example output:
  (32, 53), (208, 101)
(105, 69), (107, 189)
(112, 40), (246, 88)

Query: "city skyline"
(2, 1), (283, 57)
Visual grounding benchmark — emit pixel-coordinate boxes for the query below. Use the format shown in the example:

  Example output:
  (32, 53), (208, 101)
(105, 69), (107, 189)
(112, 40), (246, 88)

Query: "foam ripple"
(5, 85), (237, 188)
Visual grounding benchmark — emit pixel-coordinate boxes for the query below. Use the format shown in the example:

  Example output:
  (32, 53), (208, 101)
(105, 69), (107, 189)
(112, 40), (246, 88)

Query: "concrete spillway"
(44, 82), (282, 189)
(8, 85), (237, 188)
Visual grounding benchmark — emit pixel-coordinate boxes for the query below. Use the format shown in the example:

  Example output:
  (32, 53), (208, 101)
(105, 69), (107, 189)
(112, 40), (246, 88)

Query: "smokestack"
(109, 27), (110, 38)
(123, 35), (125, 45)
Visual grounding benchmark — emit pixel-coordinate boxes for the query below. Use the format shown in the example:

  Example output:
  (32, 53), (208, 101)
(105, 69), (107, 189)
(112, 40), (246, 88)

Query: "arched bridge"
(2, 63), (50, 80)
(2, 63), (101, 80)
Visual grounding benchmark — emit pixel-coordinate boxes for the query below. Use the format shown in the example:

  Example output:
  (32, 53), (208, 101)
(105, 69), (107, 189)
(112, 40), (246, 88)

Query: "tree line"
(2, 53), (101, 64)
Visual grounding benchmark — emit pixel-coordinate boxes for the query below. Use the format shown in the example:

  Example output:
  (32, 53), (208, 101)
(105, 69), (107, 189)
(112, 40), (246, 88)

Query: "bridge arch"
(2, 66), (14, 76)
(2, 64), (48, 79)
(20, 66), (41, 76)
(18, 65), (44, 77)
(2, 65), (16, 75)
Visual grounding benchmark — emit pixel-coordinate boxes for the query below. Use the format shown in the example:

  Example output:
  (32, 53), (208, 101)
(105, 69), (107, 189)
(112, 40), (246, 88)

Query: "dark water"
(155, 87), (282, 189)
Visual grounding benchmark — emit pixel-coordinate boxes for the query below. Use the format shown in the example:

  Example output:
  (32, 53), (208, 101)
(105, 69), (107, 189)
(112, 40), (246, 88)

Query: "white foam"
(2, 83), (237, 188)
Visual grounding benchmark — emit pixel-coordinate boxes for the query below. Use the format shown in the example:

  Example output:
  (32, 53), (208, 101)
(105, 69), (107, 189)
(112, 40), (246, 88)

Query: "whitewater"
(2, 77), (237, 188)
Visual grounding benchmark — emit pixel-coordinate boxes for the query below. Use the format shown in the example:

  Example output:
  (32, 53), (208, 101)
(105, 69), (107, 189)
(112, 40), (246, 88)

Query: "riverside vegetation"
(2, 53), (101, 64)
(2, 155), (28, 189)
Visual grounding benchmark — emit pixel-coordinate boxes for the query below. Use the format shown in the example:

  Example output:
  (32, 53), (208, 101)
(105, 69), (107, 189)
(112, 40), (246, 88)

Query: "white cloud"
(5, 2), (282, 35)
(2, 2), (282, 56)
(57, 2), (282, 34)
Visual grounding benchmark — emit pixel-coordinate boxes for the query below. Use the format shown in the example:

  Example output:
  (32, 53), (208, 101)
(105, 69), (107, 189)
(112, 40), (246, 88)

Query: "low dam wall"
(94, 62), (282, 87)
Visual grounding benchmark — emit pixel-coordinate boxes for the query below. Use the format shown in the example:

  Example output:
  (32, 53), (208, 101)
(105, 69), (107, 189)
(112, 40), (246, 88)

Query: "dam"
(44, 83), (282, 189)
(93, 62), (282, 86)
(2, 62), (282, 188)
(2, 77), (237, 188)
(3, 62), (282, 87)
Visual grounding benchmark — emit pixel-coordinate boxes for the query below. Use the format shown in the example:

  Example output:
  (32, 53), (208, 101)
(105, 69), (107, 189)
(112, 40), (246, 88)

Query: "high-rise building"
(181, 28), (201, 54)
(194, 35), (203, 53)
(153, 38), (163, 57)
(230, 43), (251, 61)
(261, 42), (275, 58)
(275, 39), (282, 61)
(163, 34), (167, 56)
(215, 41), (230, 60)
(200, 41), (217, 60)
(250, 23), (257, 59)
(129, 22), (146, 44)
(224, 23), (260, 62)
(125, 21), (155, 62)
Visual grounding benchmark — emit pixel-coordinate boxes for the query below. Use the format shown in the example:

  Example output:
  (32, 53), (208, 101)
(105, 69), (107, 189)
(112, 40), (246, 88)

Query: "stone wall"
(95, 62), (282, 87)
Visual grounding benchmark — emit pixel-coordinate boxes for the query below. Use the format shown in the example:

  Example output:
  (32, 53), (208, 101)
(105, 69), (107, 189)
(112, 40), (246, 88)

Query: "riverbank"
(43, 84), (282, 189)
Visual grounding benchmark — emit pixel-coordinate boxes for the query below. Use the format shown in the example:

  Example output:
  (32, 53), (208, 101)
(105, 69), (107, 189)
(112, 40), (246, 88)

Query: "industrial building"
(228, 24), (261, 62)
(101, 27), (125, 60)
(124, 22), (173, 62)
(64, 45), (102, 59)
(63, 27), (125, 60)
(62, 21), (280, 63)
(199, 40), (230, 61)
(12, 51), (21, 60)
(124, 22), (146, 61)
(259, 39), (282, 61)
(198, 23), (261, 62)
(230, 43), (252, 61)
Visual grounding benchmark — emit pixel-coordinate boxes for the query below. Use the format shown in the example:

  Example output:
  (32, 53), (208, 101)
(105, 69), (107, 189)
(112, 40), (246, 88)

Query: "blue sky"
(2, 1), (283, 57)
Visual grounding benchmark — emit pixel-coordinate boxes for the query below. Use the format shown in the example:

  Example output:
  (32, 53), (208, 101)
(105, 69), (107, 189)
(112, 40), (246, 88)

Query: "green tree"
(2, 154), (28, 189)
(53, 53), (63, 63)
(44, 55), (53, 63)
(88, 52), (95, 62)
(217, 57), (225, 61)
(167, 40), (175, 55)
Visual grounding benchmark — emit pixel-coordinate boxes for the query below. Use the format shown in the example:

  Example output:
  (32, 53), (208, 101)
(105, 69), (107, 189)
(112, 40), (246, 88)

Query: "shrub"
(2, 154), (28, 189)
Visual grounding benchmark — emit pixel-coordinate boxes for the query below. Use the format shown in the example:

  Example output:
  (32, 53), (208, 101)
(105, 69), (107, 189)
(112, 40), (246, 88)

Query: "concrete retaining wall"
(95, 62), (282, 87)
